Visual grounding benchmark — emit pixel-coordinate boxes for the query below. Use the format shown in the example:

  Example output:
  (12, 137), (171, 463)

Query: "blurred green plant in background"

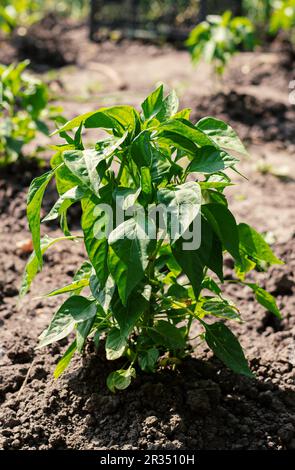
(186, 10), (254, 75)
(0, 60), (61, 165)
(0, 0), (41, 35)
(243, 0), (295, 36)
(269, 0), (295, 34)
(0, 0), (89, 36)
(242, 0), (272, 28)
(1, 1), (295, 41)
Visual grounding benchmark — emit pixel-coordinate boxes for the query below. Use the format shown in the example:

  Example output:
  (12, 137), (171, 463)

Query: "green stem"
(186, 316), (193, 340)
(142, 228), (166, 329)
(116, 155), (126, 184)
(156, 293), (206, 332)
(143, 259), (155, 329)
(55, 235), (84, 243)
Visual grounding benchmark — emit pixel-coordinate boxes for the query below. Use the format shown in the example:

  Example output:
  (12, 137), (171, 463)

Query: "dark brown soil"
(0, 154), (295, 450)
(1, 26), (295, 450)
(189, 90), (295, 150)
(13, 14), (78, 68)
(0, 14), (78, 68)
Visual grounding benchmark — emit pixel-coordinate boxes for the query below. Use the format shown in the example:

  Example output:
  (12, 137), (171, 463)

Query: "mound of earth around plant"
(1, 123), (295, 449)
(0, 334), (295, 450)
(0, 232), (295, 450)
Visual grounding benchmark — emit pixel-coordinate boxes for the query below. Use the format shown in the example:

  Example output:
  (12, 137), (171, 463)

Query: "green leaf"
(27, 170), (55, 267)
(63, 149), (106, 196)
(70, 260), (93, 296)
(90, 274), (115, 311)
(130, 132), (171, 182)
(158, 181), (201, 242)
(106, 327), (128, 360)
(42, 186), (86, 222)
(74, 122), (83, 148)
(138, 348), (159, 373)
(131, 131), (153, 167)
(93, 330), (100, 350)
(108, 216), (156, 305)
(167, 282), (190, 300)
(203, 189), (228, 206)
(73, 260), (93, 282)
(38, 296), (97, 348)
(173, 108), (192, 120)
(196, 117), (248, 157)
(155, 89), (179, 122)
(157, 119), (213, 152)
(54, 340), (77, 379)
(151, 321), (186, 349)
(85, 106), (140, 137)
(107, 367), (136, 393)
(207, 232), (224, 281)
(202, 277), (222, 295)
(246, 283), (282, 319)
(199, 181), (233, 190)
(41, 278), (89, 298)
(19, 235), (77, 298)
(76, 316), (96, 353)
(155, 246), (181, 276)
(172, 218), (220, 298)
(141, 84), (164, 120)
(203, 203), (240, 262)
(203, 321), (253, 377)
(172, 244), (204, 299)
(201, 298), (240, 320)
(51, 152), (81, 195)
(52, 105), (139, 137)
(235, 252), (256, 279)
(187, 146), (238, 174)
(238, 223), (283, 266)
(150, 148), (171, 182)
(111, 290), (148, 337)
(81, 196), (110, 288)
(95, 132), (129, 156)
(140, 167), (153, 205)
(114, 187), (141, 210)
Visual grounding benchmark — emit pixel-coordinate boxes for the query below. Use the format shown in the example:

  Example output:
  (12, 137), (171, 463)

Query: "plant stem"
(116, 155), (126, 184)
(186, 316), (193, 340)
(142, 230), (166, 329)
(156, 294), (205, 338)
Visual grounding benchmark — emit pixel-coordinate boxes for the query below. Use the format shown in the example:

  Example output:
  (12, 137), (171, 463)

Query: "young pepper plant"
(269, 0), (295, 37)
(21, 85), (283, 392)
(0, 60), (61, 165)
(186, 11), (255, 75)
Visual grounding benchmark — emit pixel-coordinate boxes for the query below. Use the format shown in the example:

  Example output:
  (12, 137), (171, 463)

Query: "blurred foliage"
(0, 0), (41, 34)
(132, 0), (200, 25)
(0, 0), (88, 36)
(0, 60), (61, 165)
(1, 1), (294, 41)
(243, 0), (295, 35)
(269, 0), (295, 33)
(186, 10), (254, 75)
(242, 0), (272, 27)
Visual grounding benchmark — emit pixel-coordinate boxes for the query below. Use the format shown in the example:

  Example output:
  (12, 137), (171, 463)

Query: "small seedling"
(21, 85), (282, 391)
(186, 11), (254, 75)
(0, 60), (61, 165)
(0, 0), (88, 35)
(270, 0), (295, 35)
(0, 0), (40, 35)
